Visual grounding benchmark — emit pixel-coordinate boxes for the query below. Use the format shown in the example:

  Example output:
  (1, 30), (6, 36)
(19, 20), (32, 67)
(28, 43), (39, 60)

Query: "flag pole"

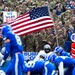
(47, 4), (59, 46)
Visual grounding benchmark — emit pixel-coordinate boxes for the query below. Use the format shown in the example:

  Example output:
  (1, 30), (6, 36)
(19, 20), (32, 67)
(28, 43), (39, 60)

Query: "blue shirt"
(60, 51), (71, 57)
(54, 56), (75, 68)
(3, 32), (23, 59)
(23, 60), (45, 74)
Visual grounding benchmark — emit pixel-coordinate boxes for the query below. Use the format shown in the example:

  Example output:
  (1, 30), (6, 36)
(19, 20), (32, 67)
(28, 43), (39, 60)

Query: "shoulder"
(3, 33), (15, 42)
(4, 32), (14, 39)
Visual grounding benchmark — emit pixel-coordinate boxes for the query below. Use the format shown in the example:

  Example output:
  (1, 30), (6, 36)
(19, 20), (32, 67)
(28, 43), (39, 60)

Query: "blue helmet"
(1, 24), (12, 37)
(54, 46), (64, 53)
(48, 52), (57, 62)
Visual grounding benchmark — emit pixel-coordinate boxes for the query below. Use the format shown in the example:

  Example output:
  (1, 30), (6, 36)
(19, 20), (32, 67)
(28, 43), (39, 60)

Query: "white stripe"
(15, 23), (53, 35)
(45, 61), (49, 65)
(44, 66), (48, 75)
(15, 13), (29, 20)
(72, 53), (75, 56)
(58, 62), (64, 75)
(72, 48), (75, 50)
(15, 54), (19, 75)
(9, 14), (29, 24)
(13, 20), (53, 32)
(11, 16), (52, 29)
(10, 16), (30, 26)
(10, 15), (51, 26)
(44, 61), (49, 75)
(51, 70), (57, 75)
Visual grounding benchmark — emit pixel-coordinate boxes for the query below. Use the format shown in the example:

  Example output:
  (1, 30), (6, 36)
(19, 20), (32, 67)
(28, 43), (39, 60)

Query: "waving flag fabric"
(9, 6), (54, 36)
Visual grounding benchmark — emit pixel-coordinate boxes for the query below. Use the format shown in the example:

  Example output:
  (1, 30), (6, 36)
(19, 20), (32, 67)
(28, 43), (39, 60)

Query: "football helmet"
(0, 70), (6, 75)
(54, 46), (64, 53)
(48, 52), (57, 62)
(1, 24), (12, 38)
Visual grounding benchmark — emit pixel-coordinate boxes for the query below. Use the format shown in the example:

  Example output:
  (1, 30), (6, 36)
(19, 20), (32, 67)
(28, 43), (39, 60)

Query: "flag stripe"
(15, 26), (53, 36)
(10, 17), (30, 27)
(9, 12), (29, 23)
(10, 16), (30, 26)
(13, 21), (53, 33)
(12, 17), (52, 30)
(15, 24), (53, 36)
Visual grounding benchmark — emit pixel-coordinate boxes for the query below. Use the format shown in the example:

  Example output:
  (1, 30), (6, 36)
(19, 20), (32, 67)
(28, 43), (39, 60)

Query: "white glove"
(58, 62), (64, 75)
(1, 47), (5, 54)
(0, 59), (5, 67)
(0, 53), (4, 61)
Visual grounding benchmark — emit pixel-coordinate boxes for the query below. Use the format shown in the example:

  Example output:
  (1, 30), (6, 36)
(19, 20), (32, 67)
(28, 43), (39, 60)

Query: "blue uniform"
(60, 51), (71, 57)
(54, 46), (71, 57)
(48, 52), (75, 75)
(1, 25), (24, 75)
(55, 56), (75, 75)
(23, 60), (56, 75)
(54, 56), (75, 68)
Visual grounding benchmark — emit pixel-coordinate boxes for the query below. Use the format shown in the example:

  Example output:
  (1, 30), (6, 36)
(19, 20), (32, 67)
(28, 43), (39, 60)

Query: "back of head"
(44, 44), (51, 53)
(54, 46), (64, 54)
(1, 23), (12, 37)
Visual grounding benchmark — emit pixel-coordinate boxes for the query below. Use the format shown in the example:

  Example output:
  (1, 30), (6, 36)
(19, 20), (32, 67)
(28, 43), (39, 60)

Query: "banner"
(3, 11), (17, 23)
(23, 52), (38, 60)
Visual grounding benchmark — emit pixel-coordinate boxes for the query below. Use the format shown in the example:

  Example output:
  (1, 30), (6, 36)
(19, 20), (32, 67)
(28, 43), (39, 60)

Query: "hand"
(1, 47), (5, 54)
(0, 53), (4, 61)
(0, 59), (5, 67)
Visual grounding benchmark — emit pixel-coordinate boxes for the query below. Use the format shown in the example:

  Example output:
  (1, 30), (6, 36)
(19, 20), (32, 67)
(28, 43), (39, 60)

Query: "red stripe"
(9, 12), (29, 24)
(10, 18), (30, 27)
(12, 18), (52, 30)
(13, 22), (53, 33)
(15, 26), (54, 36)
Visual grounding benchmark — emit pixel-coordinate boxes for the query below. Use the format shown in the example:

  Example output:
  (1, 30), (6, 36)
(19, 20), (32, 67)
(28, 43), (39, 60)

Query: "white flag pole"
(47, 4), (59, 46)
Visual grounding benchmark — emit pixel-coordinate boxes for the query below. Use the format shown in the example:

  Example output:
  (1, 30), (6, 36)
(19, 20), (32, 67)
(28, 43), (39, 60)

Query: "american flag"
(9, 6), (54, 36)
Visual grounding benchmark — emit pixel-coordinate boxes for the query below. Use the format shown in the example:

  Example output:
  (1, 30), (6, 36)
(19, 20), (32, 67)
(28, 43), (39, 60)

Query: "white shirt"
(34, 50), (52, 61)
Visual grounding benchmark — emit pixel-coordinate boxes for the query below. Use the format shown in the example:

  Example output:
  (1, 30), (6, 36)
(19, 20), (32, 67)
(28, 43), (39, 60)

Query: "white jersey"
(34, 50), (52, 61)
(34, 50), (46, 61)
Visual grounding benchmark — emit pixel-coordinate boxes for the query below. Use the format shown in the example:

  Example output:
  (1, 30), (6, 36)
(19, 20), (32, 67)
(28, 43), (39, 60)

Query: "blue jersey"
(23, 60), (45, 74)
(54, 56), (75, 68)
(60, 51), (71, 57)
(3, 32), (23, 59)
(54, 56), (75, 75)
(23, 60), (56, 75)
(48, 52), (75, 75)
